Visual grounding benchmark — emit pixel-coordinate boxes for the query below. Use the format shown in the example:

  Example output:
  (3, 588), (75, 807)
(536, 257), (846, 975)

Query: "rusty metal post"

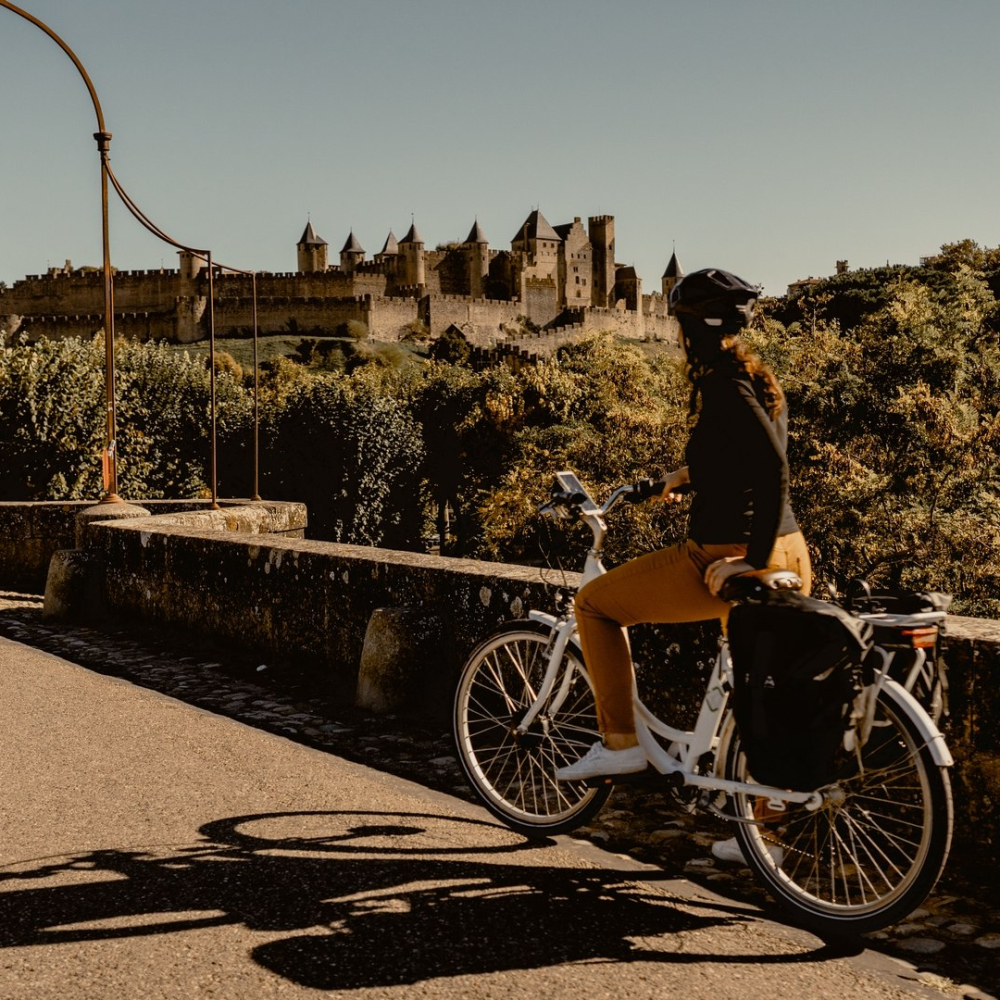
(94, 129), (120, 502)
(251, 271), (261, 500)
(207, 253), (219, 510)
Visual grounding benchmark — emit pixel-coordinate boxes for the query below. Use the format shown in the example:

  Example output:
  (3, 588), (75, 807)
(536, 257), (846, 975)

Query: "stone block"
(356, 607), (447, 716)
(42, 548), (100, 621)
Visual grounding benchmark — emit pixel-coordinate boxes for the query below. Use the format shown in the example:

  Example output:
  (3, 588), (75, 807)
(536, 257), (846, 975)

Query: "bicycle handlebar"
(538, 475), (667, 521)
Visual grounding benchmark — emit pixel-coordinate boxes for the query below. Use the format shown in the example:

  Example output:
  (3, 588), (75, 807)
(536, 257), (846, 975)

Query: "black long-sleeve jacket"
(685, 371), (799, 568)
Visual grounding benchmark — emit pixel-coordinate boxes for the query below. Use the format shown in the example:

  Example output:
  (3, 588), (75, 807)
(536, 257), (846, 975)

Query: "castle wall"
(424, 295), (523, 341)
(7, 311), (178, 344)
(522, 279), (559, 326)
(367, 297), (422, 341)
(208, 295), (376, 337)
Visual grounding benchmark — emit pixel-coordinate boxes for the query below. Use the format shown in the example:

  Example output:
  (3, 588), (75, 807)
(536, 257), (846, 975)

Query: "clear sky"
(2, 0), (998, 297)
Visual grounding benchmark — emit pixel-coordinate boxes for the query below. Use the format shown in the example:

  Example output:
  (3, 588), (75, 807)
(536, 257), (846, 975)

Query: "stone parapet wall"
(0, 500), (304, 593)
(90, 512), (559, 705)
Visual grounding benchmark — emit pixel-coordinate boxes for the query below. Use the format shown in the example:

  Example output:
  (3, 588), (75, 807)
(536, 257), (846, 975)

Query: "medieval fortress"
(0, 210), (682, 355)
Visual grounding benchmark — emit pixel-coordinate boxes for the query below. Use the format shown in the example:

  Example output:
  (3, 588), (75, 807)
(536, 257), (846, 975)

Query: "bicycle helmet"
(669, 268), (758, 329)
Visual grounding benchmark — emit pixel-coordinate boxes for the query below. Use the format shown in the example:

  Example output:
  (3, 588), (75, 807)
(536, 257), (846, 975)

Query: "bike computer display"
(553, 470), (601, 515)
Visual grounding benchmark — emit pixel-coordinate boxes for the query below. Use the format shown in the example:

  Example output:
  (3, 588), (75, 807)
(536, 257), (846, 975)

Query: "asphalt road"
(0, 636), (953, 999)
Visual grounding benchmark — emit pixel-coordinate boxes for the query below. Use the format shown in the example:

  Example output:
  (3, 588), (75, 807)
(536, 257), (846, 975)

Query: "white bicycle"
(453, 471), (954, 934)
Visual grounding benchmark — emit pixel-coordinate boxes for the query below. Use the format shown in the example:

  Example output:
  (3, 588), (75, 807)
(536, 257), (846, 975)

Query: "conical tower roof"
(379, 230), (399, 255)
(401, 221), (424, 245)
(512, 209), (561, 244)
(465, 219), (488, 244)
(662, 251), (683, 279)
(340, 230), (364, 254)
(298, 220), (327, 246)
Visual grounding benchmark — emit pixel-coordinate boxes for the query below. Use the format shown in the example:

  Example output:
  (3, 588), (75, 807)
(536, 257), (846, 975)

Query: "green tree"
(759, 280), (1000, 616)
(430, 326), (472, 365)
(264, 373), (424, 548)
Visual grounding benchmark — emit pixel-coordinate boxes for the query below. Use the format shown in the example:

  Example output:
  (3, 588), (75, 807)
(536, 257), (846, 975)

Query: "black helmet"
(669, 268), (758, 328)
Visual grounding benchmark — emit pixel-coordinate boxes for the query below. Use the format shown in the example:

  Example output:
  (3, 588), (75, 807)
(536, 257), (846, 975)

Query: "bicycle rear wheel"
(453, 619), (611, 838)
(726, 686), (953, 935)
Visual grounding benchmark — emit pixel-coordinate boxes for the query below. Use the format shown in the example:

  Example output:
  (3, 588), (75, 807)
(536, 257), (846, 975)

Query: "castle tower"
(662, 250), (683, 308)
(615, 265), (642, 312)
(465, 219), (489, 299)
(178, 250), (207, 282)
(297, 220), (328, 273)
(554, 217), (590, 308)
(511, 209), (561, 263)
(588, 215), (616, 308)
(376, 230), (399, 262)
(399, 221), (425, 290)
(340, 230), (365, 273)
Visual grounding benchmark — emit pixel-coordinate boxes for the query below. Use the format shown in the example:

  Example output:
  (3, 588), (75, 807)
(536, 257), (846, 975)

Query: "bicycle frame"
(524, 608), (825, 811)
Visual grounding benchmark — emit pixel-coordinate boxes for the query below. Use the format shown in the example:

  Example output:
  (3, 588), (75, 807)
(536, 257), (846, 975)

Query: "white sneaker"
(555, 741), (647, 781)
(711, 836), (784, 866)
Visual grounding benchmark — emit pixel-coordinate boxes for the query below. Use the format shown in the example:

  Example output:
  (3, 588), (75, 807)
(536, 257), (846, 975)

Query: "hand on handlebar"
(657, 466), (690, 505)
(704, 557), (755, 597)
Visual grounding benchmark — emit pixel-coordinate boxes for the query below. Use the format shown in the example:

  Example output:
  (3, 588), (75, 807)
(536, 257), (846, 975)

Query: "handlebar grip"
(625, 478), (666, 503)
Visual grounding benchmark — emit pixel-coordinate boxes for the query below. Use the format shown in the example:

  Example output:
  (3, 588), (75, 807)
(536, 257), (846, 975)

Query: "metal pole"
(251, 271), (261, 500)
(207, 253), (218, 510)
(1, 1), (121, 502)
(95, 130), (119, 501)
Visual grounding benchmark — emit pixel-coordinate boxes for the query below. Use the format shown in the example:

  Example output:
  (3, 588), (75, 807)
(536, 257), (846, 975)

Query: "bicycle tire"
(725, 685), (953, 935)
(453, 619), (612, 838)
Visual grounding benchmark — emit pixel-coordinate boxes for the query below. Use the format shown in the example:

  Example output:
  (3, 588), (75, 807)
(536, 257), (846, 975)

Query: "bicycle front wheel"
(453, 619), (611, 838)
(726, 685), (953, 935)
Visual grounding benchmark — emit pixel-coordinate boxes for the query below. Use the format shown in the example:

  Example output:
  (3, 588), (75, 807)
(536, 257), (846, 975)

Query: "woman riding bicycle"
(555, 267), (812, 787)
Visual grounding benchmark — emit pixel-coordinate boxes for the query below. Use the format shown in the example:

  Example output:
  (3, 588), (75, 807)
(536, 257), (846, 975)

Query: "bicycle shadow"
(0, 809), (854, 990)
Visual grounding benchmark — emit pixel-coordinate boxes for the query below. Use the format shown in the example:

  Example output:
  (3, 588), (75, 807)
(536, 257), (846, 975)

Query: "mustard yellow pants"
(574, 532), (812, 739)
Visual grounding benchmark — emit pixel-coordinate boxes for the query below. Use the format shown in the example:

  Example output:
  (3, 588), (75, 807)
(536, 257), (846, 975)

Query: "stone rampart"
(368, 297), (423, 341)
(89, 509), (559, 706)
(7, 311), (177, 343)
(426, 295), (522, 338)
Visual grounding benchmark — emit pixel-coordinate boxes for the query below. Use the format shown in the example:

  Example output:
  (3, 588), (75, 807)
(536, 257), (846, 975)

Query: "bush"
(263, 374), (424, 547)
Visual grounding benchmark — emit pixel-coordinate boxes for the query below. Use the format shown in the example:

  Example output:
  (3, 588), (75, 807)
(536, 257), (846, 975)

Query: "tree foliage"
(758, 265), (1000, 617)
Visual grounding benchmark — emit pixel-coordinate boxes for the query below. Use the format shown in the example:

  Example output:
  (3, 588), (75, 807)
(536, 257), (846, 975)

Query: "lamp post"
(1, 1), (121, 501)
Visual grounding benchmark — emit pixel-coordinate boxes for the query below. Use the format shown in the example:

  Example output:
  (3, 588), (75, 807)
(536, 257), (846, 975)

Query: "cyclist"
(555, 267), (812, 863)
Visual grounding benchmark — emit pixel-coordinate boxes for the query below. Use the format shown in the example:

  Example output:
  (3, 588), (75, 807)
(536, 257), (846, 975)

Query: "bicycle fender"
(881, 677), (954, 767)
(528, 610), (559, 628)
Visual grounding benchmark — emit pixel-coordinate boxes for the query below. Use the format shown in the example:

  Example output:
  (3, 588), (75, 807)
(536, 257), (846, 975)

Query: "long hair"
(682, 324), (783, 420)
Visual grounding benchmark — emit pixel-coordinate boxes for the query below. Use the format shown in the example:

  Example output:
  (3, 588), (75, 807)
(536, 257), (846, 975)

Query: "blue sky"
(2, 0), (998, 296)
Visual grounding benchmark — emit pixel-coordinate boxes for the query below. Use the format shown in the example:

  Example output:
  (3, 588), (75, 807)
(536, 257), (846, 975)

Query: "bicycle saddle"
(720, 569), (803, 602)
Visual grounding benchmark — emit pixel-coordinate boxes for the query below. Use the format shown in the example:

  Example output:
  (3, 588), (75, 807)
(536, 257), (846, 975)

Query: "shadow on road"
(0, 809), (861, 990)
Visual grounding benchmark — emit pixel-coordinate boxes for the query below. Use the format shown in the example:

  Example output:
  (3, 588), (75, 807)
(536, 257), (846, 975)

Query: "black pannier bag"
(727, 590), (874, 791)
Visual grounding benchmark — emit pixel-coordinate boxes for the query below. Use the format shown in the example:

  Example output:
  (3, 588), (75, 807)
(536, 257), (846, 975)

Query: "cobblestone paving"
(1, 591), (997, 999)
